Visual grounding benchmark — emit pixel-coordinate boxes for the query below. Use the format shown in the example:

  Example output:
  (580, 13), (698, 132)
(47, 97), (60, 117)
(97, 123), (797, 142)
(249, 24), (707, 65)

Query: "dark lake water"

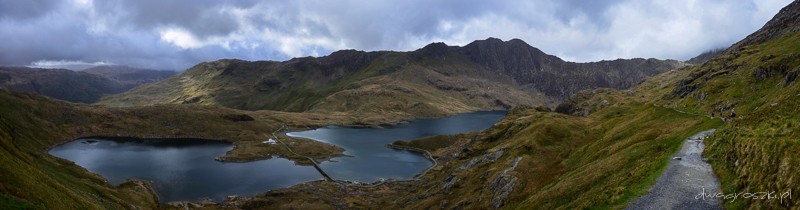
(287, 111), (507, 182)
(49, 139), (321, 202)
(49, 111), (506, 202)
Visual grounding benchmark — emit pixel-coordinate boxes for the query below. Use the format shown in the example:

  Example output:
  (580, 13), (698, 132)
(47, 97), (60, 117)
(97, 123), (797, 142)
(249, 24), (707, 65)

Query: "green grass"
(0, 90), (353, 209)
(658, 33), (800, 209)
(508, 104), (720, 209)
(333, 101), (721, 209)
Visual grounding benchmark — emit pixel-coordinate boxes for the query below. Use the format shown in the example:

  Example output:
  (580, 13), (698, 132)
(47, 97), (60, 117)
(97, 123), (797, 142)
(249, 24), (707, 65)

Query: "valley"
(1, 1), (799, 209)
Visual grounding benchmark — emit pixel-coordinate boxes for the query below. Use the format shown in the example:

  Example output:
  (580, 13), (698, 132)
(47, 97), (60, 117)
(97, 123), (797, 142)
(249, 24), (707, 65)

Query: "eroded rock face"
(489, 157), (523, 209)
(460, 38), (683, 99)
(455, 150), (505, 172)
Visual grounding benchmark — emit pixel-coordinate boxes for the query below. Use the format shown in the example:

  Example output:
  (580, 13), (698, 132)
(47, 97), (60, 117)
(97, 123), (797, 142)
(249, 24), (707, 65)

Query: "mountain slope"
(82, 65), (176, 90)
(0, 67), (124, 103)
(100, 38), (683, 119)
(0, 1), (798, 209)
(222, 2), (800, 209)
(659, 3), (800, 207)
(0, 66), (175, 103)
(685, 48), (725, 65)
(553, 1), (800, 208)
(0, 89), (356, 209)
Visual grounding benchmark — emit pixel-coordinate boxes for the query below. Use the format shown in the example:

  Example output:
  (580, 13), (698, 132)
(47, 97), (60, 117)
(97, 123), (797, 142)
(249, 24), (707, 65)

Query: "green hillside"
(0, 90), (354, 209)
(99, 39), (681, 120)
(3, 1), (800, 209)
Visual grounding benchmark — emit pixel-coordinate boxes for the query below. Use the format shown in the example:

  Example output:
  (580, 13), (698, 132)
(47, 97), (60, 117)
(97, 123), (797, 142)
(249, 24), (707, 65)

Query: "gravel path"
(626, 129), (723, 210)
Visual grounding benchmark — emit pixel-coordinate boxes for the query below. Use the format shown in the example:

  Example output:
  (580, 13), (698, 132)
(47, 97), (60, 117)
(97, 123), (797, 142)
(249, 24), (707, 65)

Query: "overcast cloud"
(0, 0), (792, 70)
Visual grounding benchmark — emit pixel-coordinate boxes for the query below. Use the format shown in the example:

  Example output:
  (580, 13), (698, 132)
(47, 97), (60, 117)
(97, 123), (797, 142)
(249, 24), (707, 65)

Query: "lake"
(49, 111), (506, 202)
(287, 111), (507, 182)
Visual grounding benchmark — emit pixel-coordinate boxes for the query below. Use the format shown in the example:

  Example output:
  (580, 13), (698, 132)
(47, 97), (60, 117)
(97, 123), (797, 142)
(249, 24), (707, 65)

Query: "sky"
(0, 0), (792, 71)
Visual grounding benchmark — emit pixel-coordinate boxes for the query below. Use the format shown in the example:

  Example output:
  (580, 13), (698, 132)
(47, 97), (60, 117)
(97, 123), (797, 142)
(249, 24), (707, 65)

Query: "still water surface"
(288, 111), (507, 182)
(49, 111), (506, 202)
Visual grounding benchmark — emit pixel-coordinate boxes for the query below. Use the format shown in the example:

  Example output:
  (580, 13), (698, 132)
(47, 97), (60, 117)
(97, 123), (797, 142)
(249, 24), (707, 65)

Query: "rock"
(488, 157), (523, 209)
(455, 150), (505, 172)
(442, 176), (459, 191)
(439, 199), (449, 208)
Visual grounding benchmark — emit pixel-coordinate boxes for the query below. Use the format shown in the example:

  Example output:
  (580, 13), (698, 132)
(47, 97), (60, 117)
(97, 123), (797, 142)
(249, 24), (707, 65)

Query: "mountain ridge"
(0, 65), (175, 103)
(100, 37), (684, 119)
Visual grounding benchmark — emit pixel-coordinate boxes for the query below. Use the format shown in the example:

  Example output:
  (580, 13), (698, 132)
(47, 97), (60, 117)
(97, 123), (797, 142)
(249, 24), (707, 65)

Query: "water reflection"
(49, 139), (320, 202)
(288, 111), (506, 182)
(49, 111), (507, 202)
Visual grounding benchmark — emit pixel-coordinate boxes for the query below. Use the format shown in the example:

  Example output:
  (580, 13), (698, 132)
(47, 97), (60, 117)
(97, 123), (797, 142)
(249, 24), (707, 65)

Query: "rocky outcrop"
(459, 38), (683, 99)
(455, 149), (505, 172)
(442, 149), (505, 193)
(489, 157), (523, 209)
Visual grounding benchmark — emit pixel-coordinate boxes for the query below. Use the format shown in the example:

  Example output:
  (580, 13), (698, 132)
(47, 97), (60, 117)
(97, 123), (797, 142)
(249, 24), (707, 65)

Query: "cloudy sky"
(0, 0), (792, 70)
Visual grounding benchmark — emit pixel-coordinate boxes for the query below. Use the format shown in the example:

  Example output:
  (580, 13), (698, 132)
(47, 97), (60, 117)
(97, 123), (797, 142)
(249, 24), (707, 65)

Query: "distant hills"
(100, 38), (683, 118)
(1, 1), (799, 209)
(0, 66), (175, 103)
(82, 65), (176, 90)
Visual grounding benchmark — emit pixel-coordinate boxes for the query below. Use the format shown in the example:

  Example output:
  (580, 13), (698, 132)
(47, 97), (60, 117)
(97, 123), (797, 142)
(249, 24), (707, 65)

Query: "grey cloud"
(0, 0), (61, 20)
(92, 0), (257, 38)
(0, 0), (793, 71)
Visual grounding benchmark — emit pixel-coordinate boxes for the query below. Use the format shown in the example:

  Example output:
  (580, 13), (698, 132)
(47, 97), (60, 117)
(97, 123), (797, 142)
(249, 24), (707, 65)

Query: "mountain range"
(0, 66), (175, 103)
(100, 38), (683, 119)
(1, 1), (799, 209)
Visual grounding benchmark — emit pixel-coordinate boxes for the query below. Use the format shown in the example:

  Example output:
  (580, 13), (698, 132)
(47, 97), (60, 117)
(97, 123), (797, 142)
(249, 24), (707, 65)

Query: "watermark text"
(695, 188), (792, 204)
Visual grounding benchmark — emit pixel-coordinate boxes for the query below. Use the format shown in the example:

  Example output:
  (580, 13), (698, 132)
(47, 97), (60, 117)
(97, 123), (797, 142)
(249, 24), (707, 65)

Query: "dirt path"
(271, 125), (335, 181)
(626, 129), (723, 210)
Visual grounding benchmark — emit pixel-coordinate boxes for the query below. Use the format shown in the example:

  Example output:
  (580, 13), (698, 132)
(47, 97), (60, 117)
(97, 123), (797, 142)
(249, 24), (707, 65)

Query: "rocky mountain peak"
(729, 0), (800, 50)
(415, 42), (453, 57)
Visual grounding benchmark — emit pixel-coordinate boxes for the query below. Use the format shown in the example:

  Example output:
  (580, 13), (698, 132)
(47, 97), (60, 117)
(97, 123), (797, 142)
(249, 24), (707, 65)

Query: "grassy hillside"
(0, 66), (175, 104)
(660, 32), (800, 208)
(99, 39), (681, 120)
(0, 91), (158, 209)
(82, 65), (176, 90)
(216, 26), (800, 210)
(0, 67), (125, 103)
(6, 2), (800, 209)
(98, 53), (550, 120)
(229, 98), (720, 209)
(0, 90), (361, 209)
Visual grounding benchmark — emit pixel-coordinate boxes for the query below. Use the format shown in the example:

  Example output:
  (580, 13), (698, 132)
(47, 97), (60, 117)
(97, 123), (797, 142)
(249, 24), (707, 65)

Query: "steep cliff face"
(101, 38), (682, 118)
(426, 38), (684, 98)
